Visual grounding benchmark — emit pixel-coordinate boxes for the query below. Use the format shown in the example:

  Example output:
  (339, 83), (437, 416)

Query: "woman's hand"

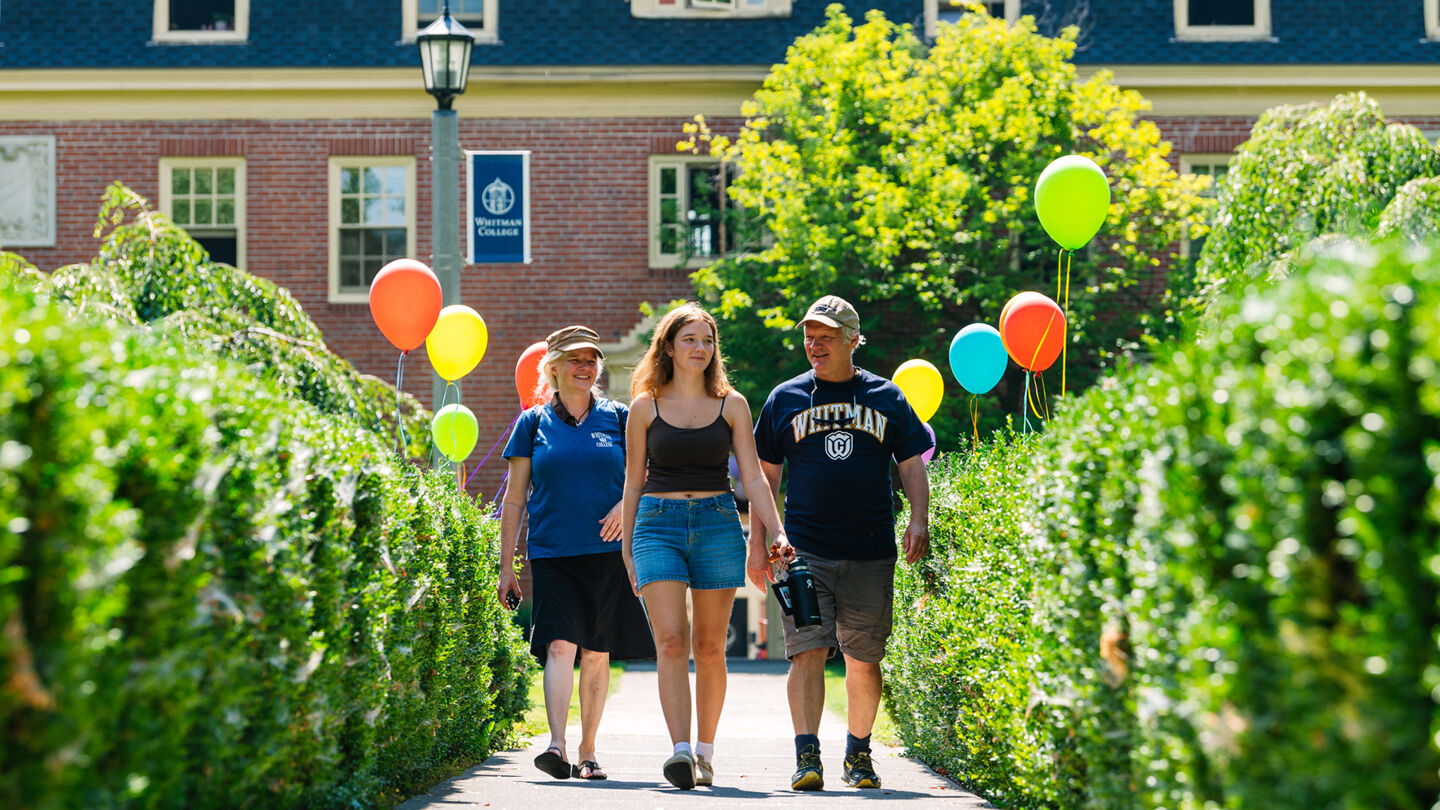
(497, 564), (522, 610)
(622, 552), (639, 597)
(599, 501), (623, 542)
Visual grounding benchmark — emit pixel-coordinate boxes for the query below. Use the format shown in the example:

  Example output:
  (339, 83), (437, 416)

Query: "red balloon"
(369, 259), (442, 352)
(999, 291), (1066, 372)
(515, 341), (549, 408)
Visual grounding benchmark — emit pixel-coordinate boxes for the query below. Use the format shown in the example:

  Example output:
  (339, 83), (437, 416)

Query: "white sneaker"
(663, 750), (696, 790)
(695, 754), (714, 786)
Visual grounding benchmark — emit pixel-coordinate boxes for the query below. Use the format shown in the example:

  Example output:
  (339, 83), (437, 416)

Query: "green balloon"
(431, 403), (479, 462)
(1035, 155), (1111, 250)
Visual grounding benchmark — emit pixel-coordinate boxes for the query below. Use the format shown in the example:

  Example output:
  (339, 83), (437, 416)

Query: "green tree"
(684, 4), (1206, 447)
(1198, 92), (1440, 310)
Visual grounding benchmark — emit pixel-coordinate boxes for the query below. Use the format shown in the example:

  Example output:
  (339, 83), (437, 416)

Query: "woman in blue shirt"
(499, 325), (655, 782)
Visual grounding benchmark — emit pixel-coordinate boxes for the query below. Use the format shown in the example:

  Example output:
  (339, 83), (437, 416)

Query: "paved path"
(399, 662), (991, 809)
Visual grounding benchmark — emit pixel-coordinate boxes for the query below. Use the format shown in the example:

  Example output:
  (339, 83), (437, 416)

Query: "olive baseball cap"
(799, 295), (860, 332)
(546, 325), (604, 358)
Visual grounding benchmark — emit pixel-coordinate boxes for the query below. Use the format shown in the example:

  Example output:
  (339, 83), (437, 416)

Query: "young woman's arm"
(726, 391), (791, 591)
(620, 392), (655, 595)
(497, 456), (532, 607)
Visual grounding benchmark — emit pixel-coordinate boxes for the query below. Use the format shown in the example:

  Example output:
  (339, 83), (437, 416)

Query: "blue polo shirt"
(503, 398), (627, 559)
(754, 369), (932, 561)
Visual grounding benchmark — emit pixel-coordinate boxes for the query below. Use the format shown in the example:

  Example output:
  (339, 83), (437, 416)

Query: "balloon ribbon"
(1060, 250), (1072, 397)
(393, 350), (409, 458)
(969, 394), (980, 449)
(463, 409), (524, 491)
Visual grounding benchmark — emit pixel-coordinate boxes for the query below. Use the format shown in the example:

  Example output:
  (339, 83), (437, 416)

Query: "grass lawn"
(518, 662), (628, 739)
(822, 659), (901, 747)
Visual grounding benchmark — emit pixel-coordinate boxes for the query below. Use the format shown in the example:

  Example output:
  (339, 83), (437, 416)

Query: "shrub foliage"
(0, 188), (529, 808)
(887, 240), (1440, 808)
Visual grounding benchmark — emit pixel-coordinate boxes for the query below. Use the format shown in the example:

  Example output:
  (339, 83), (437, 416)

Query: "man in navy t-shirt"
(751, 294), (932, 793)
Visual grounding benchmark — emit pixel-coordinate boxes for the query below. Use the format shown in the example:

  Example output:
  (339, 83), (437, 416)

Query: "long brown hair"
(630, 303), (733, 400)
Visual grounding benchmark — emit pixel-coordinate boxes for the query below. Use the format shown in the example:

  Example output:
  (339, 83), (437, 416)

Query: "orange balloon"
(999, 291), (1066, 372)
(369, 259), (442, 352)
(515, 341), (549, 408)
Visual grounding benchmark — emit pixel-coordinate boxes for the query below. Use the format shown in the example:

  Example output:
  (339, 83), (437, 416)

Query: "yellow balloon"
(892, 359), (943, 423)
(426, 305), (488, 381)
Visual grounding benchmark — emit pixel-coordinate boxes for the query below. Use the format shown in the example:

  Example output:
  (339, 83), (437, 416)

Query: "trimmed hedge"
(887, 240), (1440, 808)
(0, 219), (529, 806)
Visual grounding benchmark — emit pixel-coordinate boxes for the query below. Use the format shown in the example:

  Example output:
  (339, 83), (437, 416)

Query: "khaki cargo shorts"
(779, 551), (896, 664)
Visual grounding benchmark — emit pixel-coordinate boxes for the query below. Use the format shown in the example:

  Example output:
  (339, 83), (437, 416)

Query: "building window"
(1181, 154), (1231, 259)
(631, 0), (793, 20)
(650, 156), (761, 269)
(152, 0), (249, 43)
(160, 158), (246, 268)
(403, 0), (497, 42)
(1426, 0), (1440, 40)
(328, 157), (417, 303)
(1174, 0), (1270, 41)
(926, 0), (1019, 38)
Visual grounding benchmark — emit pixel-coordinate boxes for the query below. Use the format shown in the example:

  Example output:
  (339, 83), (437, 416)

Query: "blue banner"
(467, 150), (531, 264)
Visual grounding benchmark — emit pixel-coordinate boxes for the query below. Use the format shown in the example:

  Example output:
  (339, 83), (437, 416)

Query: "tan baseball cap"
(546, 325), (604, 358)
(799, 295), (860, 332)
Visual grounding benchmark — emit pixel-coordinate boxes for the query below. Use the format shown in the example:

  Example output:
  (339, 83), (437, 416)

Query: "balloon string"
(1022, 371), (1033, 434)
(430, 382), (458, 469)
(1026, 371), (1047, 422)
(464, 410), (523, 490)
(969, 394), (979, 449)
(1028, 309), (1058, 373)
(1061, 250), (1072, 398)
(489, 470), (511, 519)
(1036, 372), (1051, 420)
(394, 351), (409, 458)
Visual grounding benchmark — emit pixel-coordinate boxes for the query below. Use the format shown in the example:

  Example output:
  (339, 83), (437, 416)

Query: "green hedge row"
(0, 274), (529, 807)
(887, 240), (1440, 808)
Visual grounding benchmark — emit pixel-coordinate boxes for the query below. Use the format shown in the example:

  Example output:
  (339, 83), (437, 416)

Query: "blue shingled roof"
(0, 1), (1434, 69)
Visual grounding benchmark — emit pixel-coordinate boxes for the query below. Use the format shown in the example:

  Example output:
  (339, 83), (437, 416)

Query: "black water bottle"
(772, 556), (822, 628)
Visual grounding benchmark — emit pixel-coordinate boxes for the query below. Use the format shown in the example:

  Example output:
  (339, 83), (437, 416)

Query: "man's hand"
(496, 564), (522, 610)
(901, 520), (930, 564)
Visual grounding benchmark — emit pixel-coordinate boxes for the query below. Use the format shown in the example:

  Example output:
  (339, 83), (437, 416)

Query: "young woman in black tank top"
(621, 304), (788, 791)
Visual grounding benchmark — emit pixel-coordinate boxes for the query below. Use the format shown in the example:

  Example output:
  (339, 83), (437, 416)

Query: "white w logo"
(825, 431), (853, 460)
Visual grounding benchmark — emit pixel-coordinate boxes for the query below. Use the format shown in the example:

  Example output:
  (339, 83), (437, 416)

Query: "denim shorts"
(631, 493), (746, 590)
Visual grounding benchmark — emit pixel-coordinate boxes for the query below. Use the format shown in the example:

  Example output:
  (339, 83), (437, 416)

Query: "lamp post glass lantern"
(418, 2), (473, 414)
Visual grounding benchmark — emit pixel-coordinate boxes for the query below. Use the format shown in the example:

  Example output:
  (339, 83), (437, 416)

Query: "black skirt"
(528, 550), (656, 665)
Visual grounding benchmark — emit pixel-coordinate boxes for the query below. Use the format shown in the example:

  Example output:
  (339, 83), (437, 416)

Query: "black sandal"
(534, 747), (572, 780)
(576, 760), (608, 780)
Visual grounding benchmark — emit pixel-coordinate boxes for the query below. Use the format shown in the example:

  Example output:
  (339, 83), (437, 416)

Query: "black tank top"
(644, 399), (733, 493)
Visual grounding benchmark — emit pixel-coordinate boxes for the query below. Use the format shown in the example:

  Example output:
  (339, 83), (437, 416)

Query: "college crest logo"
(825, 431), (853, 460)
(482, 177), (516, 215)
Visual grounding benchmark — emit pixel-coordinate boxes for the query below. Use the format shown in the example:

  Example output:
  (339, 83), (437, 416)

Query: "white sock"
(673, 741), (693, 757)
(695, 741), (714, 761)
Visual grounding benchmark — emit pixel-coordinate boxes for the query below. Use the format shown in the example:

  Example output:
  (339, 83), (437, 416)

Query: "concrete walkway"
(399, 661), (991, 808)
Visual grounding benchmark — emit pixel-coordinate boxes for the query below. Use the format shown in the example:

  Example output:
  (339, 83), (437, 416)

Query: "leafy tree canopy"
(1199, 92), (1440, 310)
(683, 4), (1207, 446)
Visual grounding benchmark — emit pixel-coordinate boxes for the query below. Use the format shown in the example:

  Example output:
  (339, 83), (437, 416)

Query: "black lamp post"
(417, 3), (473, 411)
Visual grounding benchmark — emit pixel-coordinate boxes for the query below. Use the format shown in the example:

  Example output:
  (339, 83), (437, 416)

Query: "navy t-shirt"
(754, 369), (933, 561)
(503, 398), (627, 559)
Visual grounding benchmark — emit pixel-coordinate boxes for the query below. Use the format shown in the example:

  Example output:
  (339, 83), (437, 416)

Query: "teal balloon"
(1035, 155), (1110, 250)
(431, 403), (479, 462)
(949, 323), (1008, 395)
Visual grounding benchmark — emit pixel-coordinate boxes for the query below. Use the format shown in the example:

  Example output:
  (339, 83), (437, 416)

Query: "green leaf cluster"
(886, 238), (1440, 808)
(0, 192), (531, 808)
(1198, 92), (1440, 312)
(29, 183), (429, 457)
(688, 4), (1207, 447)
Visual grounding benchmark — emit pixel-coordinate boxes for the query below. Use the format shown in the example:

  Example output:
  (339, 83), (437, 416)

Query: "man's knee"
(546, 639), (578, 661)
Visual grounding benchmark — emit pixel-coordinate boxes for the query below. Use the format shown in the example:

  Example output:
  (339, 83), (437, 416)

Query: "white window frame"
(1174, 0), (1270, 42)
(925, 0), (1020, 39)
(159, 157), (247, 270)
(402, 0), (498, 43)
(327, 157), (417, 304)
(1426, 0), (1440, 40)
(631, 0), (792, 20)
(649, 155), (753, 269)
(1180, 153), (1232, 258)
(152, 0), (250, 44)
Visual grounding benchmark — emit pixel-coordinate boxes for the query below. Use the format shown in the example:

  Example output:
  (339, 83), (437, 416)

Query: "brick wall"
(5, 111), (1436, 498)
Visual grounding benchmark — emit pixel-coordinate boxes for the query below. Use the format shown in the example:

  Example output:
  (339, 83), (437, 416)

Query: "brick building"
(1, 0), (1437, 507)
